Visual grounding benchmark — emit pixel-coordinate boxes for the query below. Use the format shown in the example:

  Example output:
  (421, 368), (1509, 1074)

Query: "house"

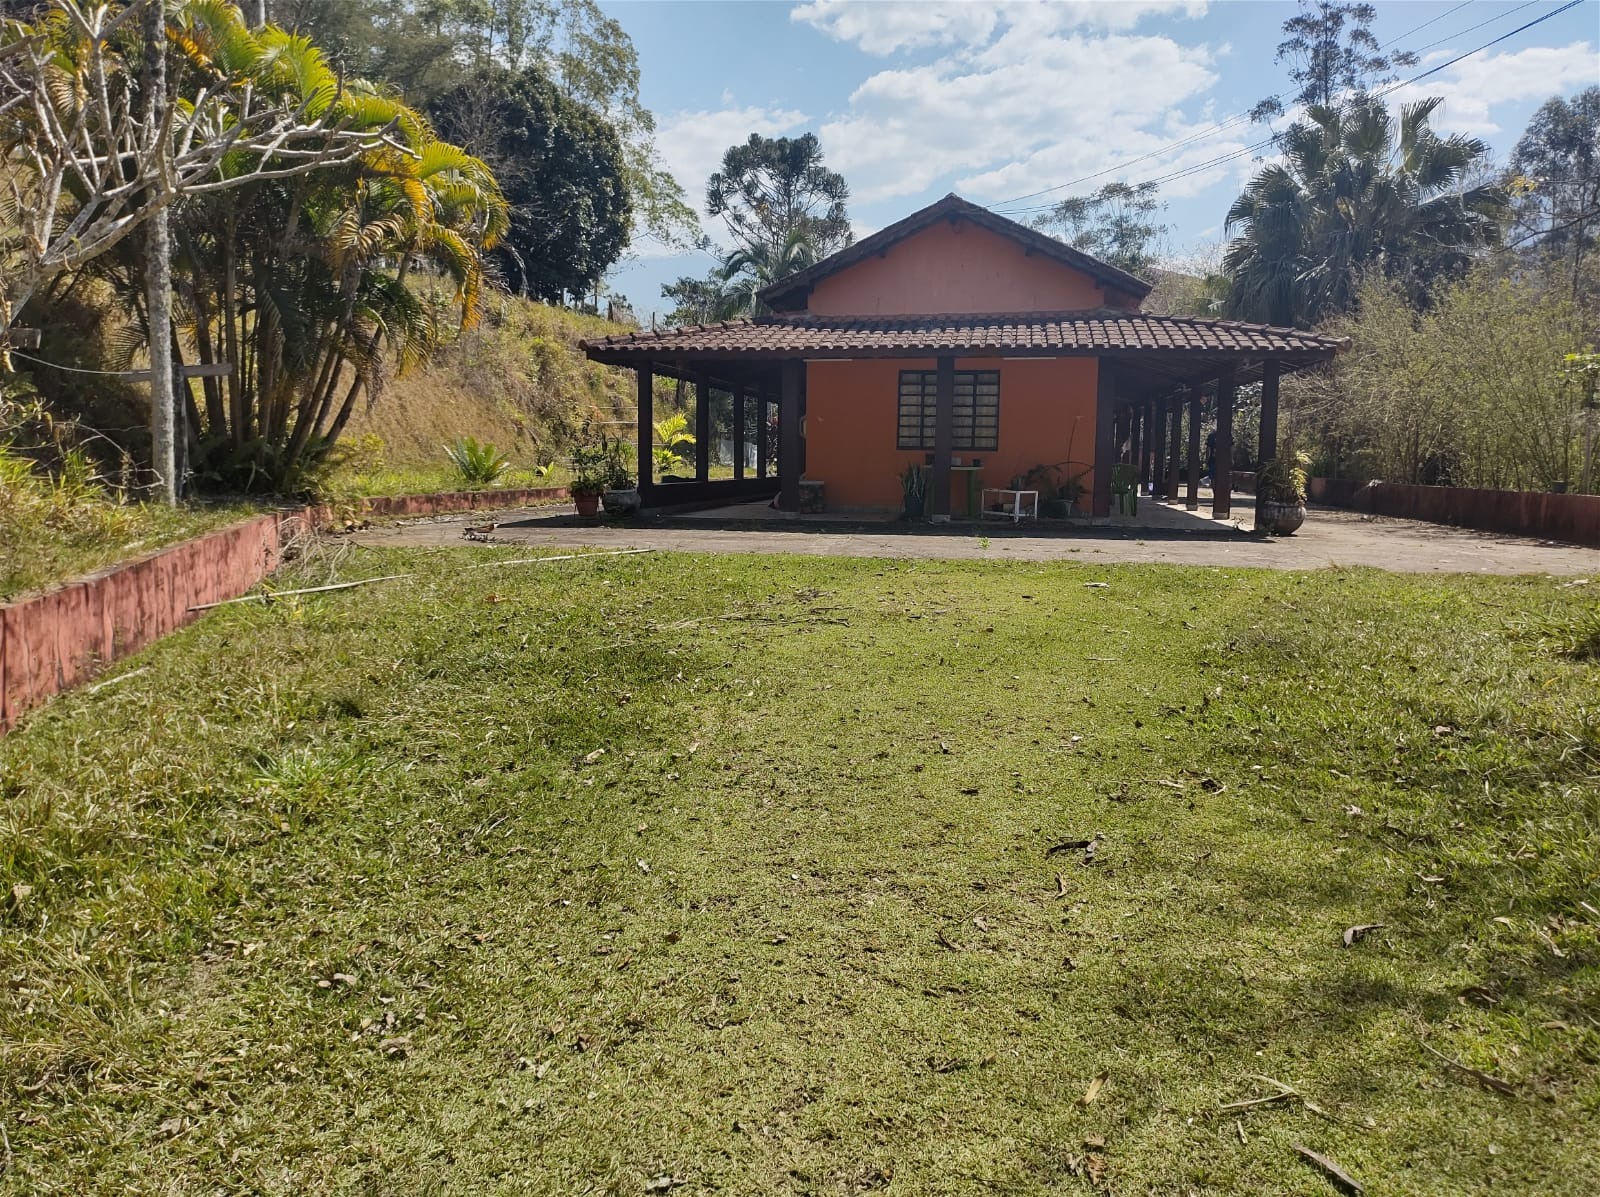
(581, 194), (1346, 520)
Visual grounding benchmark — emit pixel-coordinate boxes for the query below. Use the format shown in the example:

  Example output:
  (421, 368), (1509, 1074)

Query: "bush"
(444, 436), (512, 486)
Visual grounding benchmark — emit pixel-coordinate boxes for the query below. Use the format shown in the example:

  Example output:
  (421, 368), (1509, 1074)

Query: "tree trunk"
(143, 0), (177, 504)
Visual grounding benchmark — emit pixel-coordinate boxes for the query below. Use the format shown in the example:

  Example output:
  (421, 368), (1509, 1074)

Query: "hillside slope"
(339, 296), (636, 483)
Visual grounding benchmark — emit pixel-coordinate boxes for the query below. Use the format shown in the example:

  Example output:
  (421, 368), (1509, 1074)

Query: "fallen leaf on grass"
(1342, 924), (1384, 948)
(1292, 1143), (1364, 1195)
(1078, 1072), (1108, 1106)
(583, 748), (606, 763)
(644, 1175), (684, 1192)
(378, 1036), (411, 1058)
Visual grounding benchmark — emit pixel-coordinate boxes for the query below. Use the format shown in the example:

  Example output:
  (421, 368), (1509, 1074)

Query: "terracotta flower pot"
(1256, 497), (1306, 535)
(573, 491), (601, 517)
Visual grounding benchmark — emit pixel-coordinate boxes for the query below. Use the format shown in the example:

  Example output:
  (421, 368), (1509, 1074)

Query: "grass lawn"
(1, 549), (1596, 1194)
(0, 497), (259, 603)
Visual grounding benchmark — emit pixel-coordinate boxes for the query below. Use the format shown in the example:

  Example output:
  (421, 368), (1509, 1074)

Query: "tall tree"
(1032, 182), (1167, 279)
(1, 0), (391, 500)
(270, 0), (695, 249)
(1223, 97), (1504, 327)
(1509, 87), (1600, 300)
(1251, 1), (1417, 122)
(432, 66), (631, 303)
(706, 133), (851, 258)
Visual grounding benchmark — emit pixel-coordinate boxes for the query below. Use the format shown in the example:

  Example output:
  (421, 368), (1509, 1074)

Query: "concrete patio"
(349, 496), (1599, 575)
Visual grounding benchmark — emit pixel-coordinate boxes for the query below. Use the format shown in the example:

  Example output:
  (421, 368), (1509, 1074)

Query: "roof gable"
(758, 194), (1153, 313)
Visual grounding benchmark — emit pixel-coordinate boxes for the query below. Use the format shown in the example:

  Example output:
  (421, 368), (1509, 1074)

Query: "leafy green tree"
(1224, 97), (1504, 327)
(660, 273), (727, 327)
(272, 0), (695, 249)
(1032, 182), (1167, 279)
(432, 66), (630, 303)
(88, 9), (510, 492)
(706, 133), (851, 257)
(1251, 1), (1417, 122)
(1509, 87), (1600, 300)
(1295, 270), (1593, 489)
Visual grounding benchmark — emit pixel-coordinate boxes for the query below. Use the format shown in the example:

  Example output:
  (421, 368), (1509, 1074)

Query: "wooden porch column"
(1213, 371), (1235, 519)
(779, 362), (802, 510)
(1149, 398), (1167, 498)
(1165, 398), (1182, 501)
(756, 391), (770, 481)
(1185, 383), (1203, 510)
(732, 384), (746, 480)
(1259, 360), (1281, 466)
(636, 367), (654, 491)
(931, 355), (955, 518)
(695, 373), (712, 483)
(1092, 361), (1117, 518)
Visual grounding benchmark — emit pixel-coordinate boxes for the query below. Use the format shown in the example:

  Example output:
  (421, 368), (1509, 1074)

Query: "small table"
(981, 488), (1039, 523)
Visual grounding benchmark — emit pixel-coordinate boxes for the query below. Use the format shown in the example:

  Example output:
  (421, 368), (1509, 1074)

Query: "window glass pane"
(898, 369), (999, 451)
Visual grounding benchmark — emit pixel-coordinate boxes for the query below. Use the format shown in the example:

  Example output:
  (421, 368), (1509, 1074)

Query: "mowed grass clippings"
(1, 550), (1597, 1195)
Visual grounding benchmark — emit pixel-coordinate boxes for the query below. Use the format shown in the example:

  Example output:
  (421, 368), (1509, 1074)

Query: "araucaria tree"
(1250, 1), (1417, 122)
(706, 132), (851, 257)
(1223, 97), (1504, 327)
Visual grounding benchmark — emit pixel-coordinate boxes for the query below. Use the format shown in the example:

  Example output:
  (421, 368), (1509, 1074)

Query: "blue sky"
(600, 1), (1600, 319)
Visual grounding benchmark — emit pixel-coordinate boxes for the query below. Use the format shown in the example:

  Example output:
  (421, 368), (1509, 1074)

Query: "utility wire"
(995, 0), (1586, 216)
(990, 0), (1553, 213)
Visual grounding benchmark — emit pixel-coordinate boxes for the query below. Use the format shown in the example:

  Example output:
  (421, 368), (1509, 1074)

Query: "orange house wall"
(806, 357), (1101, 510)
(805, 220), (1107, 316)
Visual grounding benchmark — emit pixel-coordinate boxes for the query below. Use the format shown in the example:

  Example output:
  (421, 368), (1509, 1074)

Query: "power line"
(990, 0), (1555, 213)
(995, 0), (1586, 217)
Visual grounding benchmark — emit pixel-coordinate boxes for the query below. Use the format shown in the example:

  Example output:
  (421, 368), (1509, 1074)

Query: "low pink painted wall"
(0, 486), (570, 733)
(1, 510), (311, 732)
(1309, 478), (1600, 549)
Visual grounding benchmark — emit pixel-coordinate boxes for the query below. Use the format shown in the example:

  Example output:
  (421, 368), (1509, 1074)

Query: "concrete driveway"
(346, 502), (1600, 576)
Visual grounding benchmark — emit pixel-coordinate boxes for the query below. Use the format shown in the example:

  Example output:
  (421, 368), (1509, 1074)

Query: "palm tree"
(151, 6), (507, 490)
(1224, 97), (1505, 327)
(714, 228), (822, 318)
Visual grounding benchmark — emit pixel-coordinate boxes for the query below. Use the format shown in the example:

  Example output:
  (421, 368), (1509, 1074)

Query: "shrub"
(444, 436), (512, 486)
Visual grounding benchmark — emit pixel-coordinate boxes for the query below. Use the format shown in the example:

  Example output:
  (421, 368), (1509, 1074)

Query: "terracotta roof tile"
(581, 310), (1348, 362)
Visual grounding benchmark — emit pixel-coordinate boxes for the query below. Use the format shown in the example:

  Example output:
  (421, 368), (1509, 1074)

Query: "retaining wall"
(1309, 478), (1600, 549)
(0, 486), (568, 734)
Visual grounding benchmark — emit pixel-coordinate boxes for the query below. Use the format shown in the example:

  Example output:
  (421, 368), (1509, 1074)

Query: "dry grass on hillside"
(342, 295), (635, 475)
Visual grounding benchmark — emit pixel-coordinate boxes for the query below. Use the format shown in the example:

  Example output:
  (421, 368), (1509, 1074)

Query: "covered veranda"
(580, 313), (1348, 520)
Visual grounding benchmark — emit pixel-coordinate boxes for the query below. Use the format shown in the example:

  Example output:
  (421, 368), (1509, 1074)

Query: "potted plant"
(1255, 451), (1309, 535)
(600, 437), (641, 516)
(900, 463), (928, 519)
(569, 430), (610, 517)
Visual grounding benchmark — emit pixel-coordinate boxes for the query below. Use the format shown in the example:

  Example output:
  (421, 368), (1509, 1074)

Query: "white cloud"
(792, 1), (1002, 55)
(653, 104), (811, 231)
(792, 1), (1207, 55)
(817, 22), (1225, 206)
(1388, 43), (1598, 137)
